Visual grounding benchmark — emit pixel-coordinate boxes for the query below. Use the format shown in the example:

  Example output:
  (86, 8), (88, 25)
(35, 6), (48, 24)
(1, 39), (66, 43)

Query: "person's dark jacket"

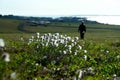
(78, 23), (86, 33)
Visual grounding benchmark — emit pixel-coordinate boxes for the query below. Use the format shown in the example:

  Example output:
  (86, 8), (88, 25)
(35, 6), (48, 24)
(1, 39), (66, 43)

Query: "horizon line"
(1, 14), (120, 17)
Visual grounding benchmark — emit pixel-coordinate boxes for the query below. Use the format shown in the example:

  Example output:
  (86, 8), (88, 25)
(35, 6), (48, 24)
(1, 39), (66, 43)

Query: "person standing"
(78, 22), (86, 39)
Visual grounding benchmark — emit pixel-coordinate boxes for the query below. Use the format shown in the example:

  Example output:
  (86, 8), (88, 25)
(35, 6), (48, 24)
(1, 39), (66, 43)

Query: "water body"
(80, 15), (120, 25)
(38, 15), (120, 25)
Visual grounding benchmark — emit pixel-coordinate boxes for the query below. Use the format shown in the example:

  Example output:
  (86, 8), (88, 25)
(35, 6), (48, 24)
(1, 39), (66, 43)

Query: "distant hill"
(0, 14), (99, 23)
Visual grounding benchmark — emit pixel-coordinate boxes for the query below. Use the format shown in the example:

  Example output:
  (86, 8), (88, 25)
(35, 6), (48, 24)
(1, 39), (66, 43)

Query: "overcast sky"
(0, 0), (120, 16)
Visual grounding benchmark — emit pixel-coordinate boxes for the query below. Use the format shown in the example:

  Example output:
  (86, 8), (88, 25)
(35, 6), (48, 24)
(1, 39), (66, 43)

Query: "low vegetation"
(0, 17), (120, 79)
(0, 33), (120, 80)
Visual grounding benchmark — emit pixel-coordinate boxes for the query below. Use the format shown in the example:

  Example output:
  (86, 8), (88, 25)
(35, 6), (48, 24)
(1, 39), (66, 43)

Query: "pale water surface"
(39, 15), (120, 25)
(85, 16), (120, 25)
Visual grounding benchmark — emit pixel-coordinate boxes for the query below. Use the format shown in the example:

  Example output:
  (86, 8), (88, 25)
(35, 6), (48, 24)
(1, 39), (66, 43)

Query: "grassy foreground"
(0, 18), (120, 79)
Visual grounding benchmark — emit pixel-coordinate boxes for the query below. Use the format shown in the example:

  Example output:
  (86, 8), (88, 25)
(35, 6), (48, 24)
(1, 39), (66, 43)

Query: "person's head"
(81, 21), (84, 25)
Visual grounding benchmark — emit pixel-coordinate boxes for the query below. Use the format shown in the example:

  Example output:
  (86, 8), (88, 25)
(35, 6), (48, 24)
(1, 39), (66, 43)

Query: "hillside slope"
(0, 18), (22, 33)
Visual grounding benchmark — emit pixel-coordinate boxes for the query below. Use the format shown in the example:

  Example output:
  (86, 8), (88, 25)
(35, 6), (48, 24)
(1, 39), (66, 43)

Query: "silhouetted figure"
(78, 22), (86, 39)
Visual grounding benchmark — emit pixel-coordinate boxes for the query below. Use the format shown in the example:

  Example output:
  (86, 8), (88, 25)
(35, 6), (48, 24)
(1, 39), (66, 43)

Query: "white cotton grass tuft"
(20, 37), (24, 41)
(117, 55), (120, 59)
(78, 69), (83, 79)
(75, 37), (79, 41)
(78, 45), (82, 50)
(36, 32), (40, 36)
(2, 52), (10, 62)
(84, 55), (87, 61)
(55, 33), (59, 36)
(27, 33), (83, 56)
(35, 63), (39, 66)
(63, 50), (67, 54)
(106, 50), (109, 53)
(74, 50), (78, 55)
(84, 50), (87, 53)
(36, 32), (40, 38)
(87, 67), (94, 75)
(11, 72), (16, 79)
(113, 74), (117, 77)
(0, 38), (5, 47)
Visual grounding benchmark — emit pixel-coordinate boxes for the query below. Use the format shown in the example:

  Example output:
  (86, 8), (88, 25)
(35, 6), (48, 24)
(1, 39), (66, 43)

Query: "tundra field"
(0, 18), (120, 80)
